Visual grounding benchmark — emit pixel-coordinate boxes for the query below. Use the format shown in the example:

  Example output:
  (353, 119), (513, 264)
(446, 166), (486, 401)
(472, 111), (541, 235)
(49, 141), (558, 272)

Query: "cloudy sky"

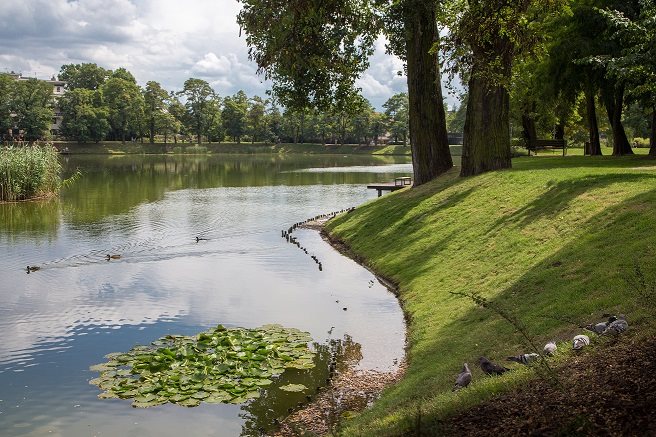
(0, 0), (459, 109)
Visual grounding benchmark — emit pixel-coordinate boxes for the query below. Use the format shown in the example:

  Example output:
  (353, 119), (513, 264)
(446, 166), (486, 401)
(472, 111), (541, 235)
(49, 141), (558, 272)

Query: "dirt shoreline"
(270, 218), (408, 436)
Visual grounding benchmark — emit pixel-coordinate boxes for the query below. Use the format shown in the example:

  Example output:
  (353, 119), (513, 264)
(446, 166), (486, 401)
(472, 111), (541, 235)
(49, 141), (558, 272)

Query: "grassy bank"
(52, 141), (427, 156)
(326, 155), (656, 435)
(0, 145), (62, 202)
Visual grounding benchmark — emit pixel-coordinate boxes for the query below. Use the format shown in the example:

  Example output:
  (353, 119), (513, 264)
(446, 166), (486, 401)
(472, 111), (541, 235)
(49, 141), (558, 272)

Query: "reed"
(0, 144), (62, 202)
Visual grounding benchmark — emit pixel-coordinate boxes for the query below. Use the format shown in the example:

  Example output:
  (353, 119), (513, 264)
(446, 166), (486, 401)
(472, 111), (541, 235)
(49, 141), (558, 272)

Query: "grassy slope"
(326, 155), (656, 435)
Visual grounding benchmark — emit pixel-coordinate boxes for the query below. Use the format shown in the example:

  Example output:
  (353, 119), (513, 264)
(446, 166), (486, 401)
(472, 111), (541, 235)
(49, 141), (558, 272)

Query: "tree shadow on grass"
(488, 173), (656, 233)
(365, 189), (656, 435)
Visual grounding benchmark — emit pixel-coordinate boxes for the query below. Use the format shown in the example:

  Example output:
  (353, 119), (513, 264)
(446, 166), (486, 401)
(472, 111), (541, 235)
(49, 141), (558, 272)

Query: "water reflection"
(0, 154), (408, 436)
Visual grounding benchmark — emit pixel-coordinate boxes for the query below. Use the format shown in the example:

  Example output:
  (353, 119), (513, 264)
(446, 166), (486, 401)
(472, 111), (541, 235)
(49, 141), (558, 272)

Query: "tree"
(143, 81), (169, 143)
(238, 0), (452, 185)
(111, 68), (137, 83)
(0, 74), (14, 137)
(166, 96), (187, 144)
(179, 78), (216, 144)
(59, 88), (110, 143)
(222, 91), (249, 143)
(444, 0), (565, 176)
(11, 78), (54, 141)
(597, 0), (656, 156)
(103, 77), (144, 143)
(247, 96), (268, 143)
(383, 92), (409, 145)
(59, 63), (109, 90)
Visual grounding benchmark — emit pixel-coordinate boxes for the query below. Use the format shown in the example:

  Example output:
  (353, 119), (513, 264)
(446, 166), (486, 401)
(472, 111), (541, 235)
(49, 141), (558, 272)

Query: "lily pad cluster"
(89, 324), (316, 408)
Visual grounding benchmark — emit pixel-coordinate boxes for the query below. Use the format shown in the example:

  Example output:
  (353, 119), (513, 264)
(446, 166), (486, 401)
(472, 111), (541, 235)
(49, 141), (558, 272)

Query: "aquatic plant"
(0, 144), (62, 201)
(89, 324), (316, 408)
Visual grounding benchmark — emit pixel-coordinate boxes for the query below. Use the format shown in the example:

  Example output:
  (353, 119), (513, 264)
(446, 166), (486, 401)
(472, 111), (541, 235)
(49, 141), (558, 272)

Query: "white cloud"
(0, 0), (463, 110)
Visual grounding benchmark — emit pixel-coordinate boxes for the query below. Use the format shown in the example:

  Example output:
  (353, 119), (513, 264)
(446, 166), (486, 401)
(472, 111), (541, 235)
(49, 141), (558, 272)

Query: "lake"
(0, 154), (410, 436)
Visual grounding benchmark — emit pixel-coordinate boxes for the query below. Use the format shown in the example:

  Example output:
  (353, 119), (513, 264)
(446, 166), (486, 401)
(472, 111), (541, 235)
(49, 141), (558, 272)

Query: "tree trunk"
(584, 83), (602, 156)
(404, 0), (452, 186)
(521, 105), (537, 149)
(554, 122), (565, 140)
(460, 74), (511, 176)
(650, 106), (656, 158)
(602, 83), (633, 155)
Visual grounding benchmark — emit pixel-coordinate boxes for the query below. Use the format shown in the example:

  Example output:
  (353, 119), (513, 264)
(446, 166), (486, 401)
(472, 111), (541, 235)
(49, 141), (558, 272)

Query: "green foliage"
(383, 93), (409, 145)
(59, 63), (110, 90)
(59, 89), (110, 143)
(222, 91), (249, 143)
(90, 324), (316, 408)
(102, 77), (145, 143)
(179, 78), (218, 144)
(11, 79), (55, 141)
(0, 144), (62, 201)
(237, 0), (378, 111)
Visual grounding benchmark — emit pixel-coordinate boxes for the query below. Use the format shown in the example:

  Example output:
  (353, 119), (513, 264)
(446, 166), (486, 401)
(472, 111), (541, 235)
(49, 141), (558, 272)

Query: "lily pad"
(279, 384), (308, 393)
(89, 324), (316, 408)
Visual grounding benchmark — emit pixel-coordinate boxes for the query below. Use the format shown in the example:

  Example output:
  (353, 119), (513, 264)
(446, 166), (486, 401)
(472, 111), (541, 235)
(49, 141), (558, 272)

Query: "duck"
(453, 363), (472, 391)
(195, 236), (209, 242)
(26, 265), (40, 273)
(106, 254), (121, 260)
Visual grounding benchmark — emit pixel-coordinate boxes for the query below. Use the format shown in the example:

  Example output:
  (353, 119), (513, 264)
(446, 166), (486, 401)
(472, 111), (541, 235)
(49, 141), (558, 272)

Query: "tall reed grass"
(0, 144), (62, 202)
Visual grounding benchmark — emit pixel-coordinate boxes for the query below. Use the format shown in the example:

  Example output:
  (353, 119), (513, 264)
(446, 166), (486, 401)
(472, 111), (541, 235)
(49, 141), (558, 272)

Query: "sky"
(0, 0), (459, 110)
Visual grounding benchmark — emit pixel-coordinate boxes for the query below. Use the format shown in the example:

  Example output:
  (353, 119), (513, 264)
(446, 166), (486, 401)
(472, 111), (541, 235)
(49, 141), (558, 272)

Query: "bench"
(527, 139), (567, 156)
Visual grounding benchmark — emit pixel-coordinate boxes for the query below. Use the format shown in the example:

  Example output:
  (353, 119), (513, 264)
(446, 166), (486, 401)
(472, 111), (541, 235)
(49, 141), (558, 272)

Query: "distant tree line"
(0, 63), (422, 146)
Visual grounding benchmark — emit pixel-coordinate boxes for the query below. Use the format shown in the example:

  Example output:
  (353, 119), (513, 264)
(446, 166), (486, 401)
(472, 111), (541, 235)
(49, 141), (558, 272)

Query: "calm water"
(0, 154), (410, 436)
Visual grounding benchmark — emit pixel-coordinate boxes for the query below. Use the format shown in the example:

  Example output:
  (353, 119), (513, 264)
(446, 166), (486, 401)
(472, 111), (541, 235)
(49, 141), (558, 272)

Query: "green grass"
(326, 154), (656, 435)
(0, 144), (62, 201)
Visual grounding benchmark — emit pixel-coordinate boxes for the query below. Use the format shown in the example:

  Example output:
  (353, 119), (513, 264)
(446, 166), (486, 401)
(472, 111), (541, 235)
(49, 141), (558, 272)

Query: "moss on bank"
(326, 155), (656, 435)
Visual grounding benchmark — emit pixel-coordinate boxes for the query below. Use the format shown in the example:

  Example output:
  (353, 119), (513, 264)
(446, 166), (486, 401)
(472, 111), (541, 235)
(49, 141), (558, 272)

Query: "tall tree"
(238, 0), (452, 185)
(143, 81), (169, 143)
(179, 78), (216, 144)
(444, 0), (565, 175)
(11, 79), (54, 141)
(383, 92), (409, 145)
(222, 91), (249, 143)
(247, 96), (268, 143)
(0, 74), (14, 137)
(59, 88), (110, 143)
(102, 77), (144, 143)
(59, 63), (109, 90)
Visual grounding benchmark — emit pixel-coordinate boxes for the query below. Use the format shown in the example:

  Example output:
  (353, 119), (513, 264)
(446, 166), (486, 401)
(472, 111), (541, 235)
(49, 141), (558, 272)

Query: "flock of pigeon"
(453, 314), (629, 391)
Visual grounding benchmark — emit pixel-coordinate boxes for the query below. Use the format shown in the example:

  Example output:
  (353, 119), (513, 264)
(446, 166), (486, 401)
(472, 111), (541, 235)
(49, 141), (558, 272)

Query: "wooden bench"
(527, 139), (567, 156)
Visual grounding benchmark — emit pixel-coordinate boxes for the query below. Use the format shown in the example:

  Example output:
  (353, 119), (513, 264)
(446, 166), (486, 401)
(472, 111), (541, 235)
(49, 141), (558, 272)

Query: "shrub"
(0, 144), (62, 201)
(632, 137), (650, 148)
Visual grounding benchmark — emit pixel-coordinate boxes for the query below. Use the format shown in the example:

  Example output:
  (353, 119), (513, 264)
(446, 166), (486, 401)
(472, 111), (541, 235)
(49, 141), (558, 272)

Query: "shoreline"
(273, 217), (409, 436)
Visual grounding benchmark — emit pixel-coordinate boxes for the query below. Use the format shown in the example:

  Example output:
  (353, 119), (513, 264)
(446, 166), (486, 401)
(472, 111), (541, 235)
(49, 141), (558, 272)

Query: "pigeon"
(453, 363), (472, 391)
(507, 353), (540, 365)
(478, 357), (509, 375)
(572, 334), (590, 350)
(585, 316), (617, 334)
(602, 315), (628, 336)
(543, 342), (557, 356)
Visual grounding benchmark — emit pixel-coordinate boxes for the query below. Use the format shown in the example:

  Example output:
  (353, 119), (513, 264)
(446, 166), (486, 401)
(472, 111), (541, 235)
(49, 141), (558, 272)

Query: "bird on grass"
(106, 254), (121, 260)
(453, 363), (472, 391)
(572, 334), (590, 350)
(507, 353), (540, 365)
(543, 342), (557, 356)
(602, 315), (628, 335)
(479, 357), (509, 375)
(26, 265), (40, 273)
(586, 315), (617, 334)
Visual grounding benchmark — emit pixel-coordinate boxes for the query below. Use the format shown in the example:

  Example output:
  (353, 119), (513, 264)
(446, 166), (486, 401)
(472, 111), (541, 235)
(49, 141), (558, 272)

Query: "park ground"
(325, 150), (656, 435)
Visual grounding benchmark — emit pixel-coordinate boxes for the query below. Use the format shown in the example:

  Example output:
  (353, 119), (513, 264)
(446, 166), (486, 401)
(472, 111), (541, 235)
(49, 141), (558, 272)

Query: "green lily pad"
(279, 384), (308, 393)
(90, 324), (316, 408)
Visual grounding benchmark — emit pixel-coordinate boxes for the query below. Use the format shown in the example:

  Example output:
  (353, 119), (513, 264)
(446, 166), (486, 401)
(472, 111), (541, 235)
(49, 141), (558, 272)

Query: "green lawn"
(326, 154), (656, 435)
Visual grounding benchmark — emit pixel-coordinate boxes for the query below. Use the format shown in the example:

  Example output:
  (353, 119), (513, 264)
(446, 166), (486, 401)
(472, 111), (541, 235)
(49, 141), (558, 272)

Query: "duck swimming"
(106, 254), (121, 260)
(26, 265), (40, 273)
